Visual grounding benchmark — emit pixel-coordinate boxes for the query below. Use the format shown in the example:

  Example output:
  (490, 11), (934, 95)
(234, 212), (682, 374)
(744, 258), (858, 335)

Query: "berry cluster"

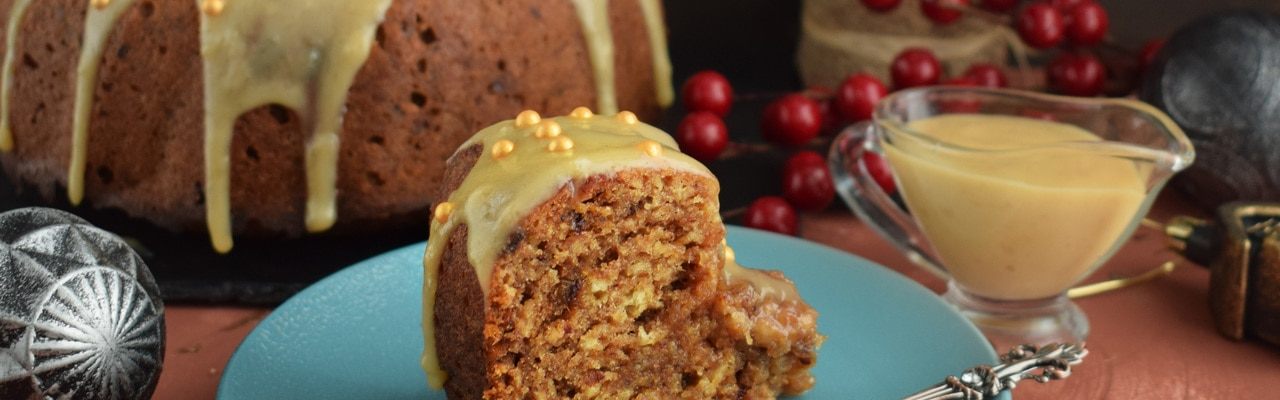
(887, 48), (1010, 90)
(1014, 0), (1110, 95)
(677, 72), (839, 236)
(858, 0), (1165, 97)
(675, 1), (1168, 236)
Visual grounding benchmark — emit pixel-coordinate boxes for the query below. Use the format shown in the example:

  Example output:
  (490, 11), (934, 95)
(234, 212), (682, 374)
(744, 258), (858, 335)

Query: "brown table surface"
(155, 191), (1280, 399)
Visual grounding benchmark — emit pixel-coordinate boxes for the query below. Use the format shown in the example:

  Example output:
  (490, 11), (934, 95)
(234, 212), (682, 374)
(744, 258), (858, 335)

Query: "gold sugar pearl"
(535, 120), (562, 138)
(201, 0), (225, 16)
(547, 136), (574, 152)
(724, 246), (736, 263)
(638, 140), (663, 157)
(515, 110), (541, 128)
(615, 111), (639, 125)
(91, 0), (111, 10)
(569, 106), (594, 119)
(433, 202), (454, 223)
(491, 139), (515, 159)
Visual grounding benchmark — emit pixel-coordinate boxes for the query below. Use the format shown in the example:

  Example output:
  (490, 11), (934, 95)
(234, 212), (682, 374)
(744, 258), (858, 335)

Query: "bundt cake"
(0, 0), (673, 252)
(423, 108), (821, 398)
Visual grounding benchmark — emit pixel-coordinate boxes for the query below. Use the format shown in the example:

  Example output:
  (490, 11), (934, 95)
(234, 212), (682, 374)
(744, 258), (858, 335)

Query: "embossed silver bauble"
(0, 207), (164, 399)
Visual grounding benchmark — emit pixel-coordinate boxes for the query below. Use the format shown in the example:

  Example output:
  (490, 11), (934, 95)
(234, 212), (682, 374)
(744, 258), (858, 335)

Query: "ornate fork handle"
(903, 342), (1089, 400)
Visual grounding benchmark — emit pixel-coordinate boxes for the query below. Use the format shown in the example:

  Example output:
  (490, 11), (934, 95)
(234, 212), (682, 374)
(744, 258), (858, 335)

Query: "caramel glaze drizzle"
(0, 0), (35, 152)
(0, 0), (676, 253)
(198, 0), (392, 253)
(637, 0), (674, 107)
(569, 0), (619, 114)
(68, 0), (140, 205)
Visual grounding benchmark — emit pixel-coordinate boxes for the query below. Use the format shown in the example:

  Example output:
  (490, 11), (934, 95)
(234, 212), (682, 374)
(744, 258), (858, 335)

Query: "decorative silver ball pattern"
(0, 208), (164, 400)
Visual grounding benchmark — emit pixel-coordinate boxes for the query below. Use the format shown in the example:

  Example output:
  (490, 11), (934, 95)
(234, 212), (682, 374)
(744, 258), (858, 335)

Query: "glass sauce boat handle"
(827, 122), (948, 279)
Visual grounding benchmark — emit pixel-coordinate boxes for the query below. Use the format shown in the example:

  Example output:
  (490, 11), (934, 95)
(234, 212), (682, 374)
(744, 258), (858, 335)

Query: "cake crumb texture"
(435, 167), (821, 399)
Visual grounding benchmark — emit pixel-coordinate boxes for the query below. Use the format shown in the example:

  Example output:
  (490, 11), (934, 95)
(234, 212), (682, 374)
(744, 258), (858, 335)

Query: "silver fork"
(902, 342), (1088, 400)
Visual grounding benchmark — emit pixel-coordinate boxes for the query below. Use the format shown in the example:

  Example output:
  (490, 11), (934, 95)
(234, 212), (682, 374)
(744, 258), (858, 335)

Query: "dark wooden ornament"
(1139, 11), (1280, 209)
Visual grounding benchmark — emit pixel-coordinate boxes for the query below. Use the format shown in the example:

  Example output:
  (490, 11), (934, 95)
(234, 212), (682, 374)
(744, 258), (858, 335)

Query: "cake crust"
(436, 223), (488, 398)
(0, 0), (662, 236)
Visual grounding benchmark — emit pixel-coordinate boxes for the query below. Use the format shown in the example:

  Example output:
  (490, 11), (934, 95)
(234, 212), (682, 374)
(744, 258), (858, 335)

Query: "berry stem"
(1006, 29), (1033, 74)
(950, 2), (1013, 25)
(1096, 35), (1137, 55)
(717, 141), (774, 159)
(734, 91), (808, 102)
(721, 206), (747, 219)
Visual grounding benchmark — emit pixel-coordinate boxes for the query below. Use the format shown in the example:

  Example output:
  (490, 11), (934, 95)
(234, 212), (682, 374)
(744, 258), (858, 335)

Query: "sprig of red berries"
(678, 71), (843, 236)
(677, 60), (976, 235)
(677, 1), (1166, 235)
(855, 0), (1171, 98)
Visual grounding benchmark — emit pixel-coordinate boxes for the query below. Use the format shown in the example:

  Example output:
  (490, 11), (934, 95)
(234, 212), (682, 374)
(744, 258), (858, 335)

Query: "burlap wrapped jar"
(797, 0), (1025, 88)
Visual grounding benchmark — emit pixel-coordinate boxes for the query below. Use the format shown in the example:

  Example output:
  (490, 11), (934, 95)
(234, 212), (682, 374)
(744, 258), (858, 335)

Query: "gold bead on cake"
(638, 140), (663, 157)
(515, 110), (541, 128)
(535, 120), (563, 138)
(570, 106), (594, 119)
(201, 0), (225, 16)
(616, 111), (639, 125)
(547, 136), (574, 152)
(491, 139), (515, 159)
(434, 202), (454, 223)
(91, 0), (111, 10)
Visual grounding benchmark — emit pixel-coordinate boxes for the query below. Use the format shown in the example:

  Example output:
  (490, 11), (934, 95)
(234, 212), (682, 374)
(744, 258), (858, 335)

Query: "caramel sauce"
(0, 0), (34, 152)
(198, 0), (393, 252)
(722, 245), (800, 302)
(68, 0), (141, 205)
(637, 0), (673, 108)
(570, 0), (618, 114)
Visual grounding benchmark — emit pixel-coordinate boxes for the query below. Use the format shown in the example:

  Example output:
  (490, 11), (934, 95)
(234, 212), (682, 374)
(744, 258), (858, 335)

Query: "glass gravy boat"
(830, 87), (1194, 346)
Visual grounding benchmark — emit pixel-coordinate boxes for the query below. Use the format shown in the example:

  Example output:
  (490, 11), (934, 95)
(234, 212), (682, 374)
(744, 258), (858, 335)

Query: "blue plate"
(219, 226), (1002, 399)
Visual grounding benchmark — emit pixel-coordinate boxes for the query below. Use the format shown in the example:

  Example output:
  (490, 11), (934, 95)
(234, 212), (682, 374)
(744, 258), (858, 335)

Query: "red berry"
(890, 48), (942, 89)
(1017, 2), (1065, 49)
(1137, 38), (1166, 75)
(861, 0), (902, 12)
(1065, 2), (1108, 46)
(862, 151), (896, 195)
(681, 70), (734, 116)
(980, 0), (1017, 13)
(782, 151), (835, 211)
(964, 64), (1007, 88)
(676, 112), (729, 162)
(835, 74), (888, 123)
(921, 0), (969, 25)
(744, 196), (798, 236)
(1047, 53), (1105, 96)
(761, 94), (823, 147)
(1049, 0), (1090, 11)
(804, 86), (842, 134)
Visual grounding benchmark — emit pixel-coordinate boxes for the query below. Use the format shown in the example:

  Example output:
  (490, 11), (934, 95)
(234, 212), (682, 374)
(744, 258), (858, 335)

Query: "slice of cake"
(422, 108), (821, 399)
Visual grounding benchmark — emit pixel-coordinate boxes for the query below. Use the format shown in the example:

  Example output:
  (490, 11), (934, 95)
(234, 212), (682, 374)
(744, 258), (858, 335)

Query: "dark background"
(2, 0), (1277, 304)
(662, 0), (1280, 93)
